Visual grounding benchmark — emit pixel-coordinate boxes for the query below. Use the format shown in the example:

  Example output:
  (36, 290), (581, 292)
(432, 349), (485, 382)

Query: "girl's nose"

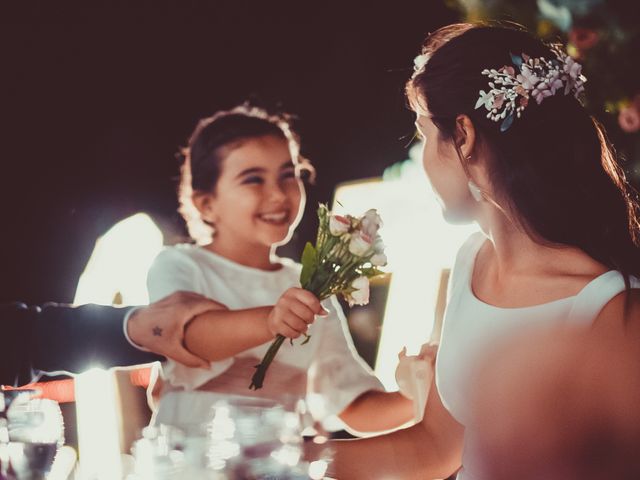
(267, 183), (287, 202)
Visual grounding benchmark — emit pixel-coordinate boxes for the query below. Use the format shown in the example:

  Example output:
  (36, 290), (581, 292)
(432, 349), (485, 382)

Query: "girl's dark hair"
(179, 104), (313, 244)
(407, 24), (640, 290)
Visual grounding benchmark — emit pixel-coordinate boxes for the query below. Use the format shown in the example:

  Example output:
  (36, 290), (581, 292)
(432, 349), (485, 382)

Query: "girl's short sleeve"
(146, 247), (233, 389)
(307, 296), (385, 417)
(146, 248), (205, 302)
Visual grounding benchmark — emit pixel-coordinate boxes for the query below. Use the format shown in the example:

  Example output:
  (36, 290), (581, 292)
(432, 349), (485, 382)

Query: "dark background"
(0, 1), (458, 304)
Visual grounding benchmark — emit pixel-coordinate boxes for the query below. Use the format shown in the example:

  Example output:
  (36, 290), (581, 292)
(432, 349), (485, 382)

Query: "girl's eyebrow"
(235, 160), (294, 179)
(235, 167), (265, 179)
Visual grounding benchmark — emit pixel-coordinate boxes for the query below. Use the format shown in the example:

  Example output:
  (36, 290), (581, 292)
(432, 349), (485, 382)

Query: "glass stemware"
(0, 390), (64, 480)
(130, 392), (333, 479)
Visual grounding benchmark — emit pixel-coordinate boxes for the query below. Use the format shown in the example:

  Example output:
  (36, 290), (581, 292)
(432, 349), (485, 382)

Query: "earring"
(468, 181), (483, 202)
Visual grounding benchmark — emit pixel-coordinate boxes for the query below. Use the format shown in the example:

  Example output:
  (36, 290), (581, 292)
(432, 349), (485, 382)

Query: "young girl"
(146, 105), (413, 433)
(321, 23), (640, 479)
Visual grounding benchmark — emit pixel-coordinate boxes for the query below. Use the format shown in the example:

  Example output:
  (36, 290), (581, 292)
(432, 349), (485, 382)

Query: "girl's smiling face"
(197, 134), (304, 259)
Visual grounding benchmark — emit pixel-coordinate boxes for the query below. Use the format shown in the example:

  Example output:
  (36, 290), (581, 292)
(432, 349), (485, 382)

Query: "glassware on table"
(129, 424), (222, 480)
(211, 396), (303, 478)
(0, 389), (64, 480)
(130, 392), (332, 479)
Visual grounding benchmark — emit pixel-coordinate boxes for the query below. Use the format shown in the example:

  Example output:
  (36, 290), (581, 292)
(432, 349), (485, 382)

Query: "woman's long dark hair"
(407, 24), (640, 293)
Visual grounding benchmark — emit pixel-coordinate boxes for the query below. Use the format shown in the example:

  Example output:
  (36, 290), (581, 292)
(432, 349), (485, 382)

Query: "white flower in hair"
(474, 46), (587, 132)
(517, 64), (539, 90)
(475, 90), (495, 111)
(413, 53), (429, 74)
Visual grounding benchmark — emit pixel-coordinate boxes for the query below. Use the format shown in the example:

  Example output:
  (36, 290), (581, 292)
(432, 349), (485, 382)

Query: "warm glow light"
(308, 459), (329, 479)
(333, 148), (478, 389)
(74, 368), (122, 479)
(73, 213), (163, 306)
(270, 444), (301, 467)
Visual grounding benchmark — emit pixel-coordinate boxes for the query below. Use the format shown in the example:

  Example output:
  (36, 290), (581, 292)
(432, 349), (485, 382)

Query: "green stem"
(249, 334), (286, 390)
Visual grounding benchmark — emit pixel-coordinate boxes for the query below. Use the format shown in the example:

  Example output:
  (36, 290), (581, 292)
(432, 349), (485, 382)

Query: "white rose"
(349, 276), (370, 306)
(371, 252), (387, 266)
(360, 209), (383, 238)
(329, 215), (351, 236)
(348, 231), (373, 256)
(373, 235), (385, 254)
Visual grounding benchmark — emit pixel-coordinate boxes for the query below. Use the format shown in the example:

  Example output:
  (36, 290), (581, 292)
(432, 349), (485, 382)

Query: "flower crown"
(475, 46), (587, 132)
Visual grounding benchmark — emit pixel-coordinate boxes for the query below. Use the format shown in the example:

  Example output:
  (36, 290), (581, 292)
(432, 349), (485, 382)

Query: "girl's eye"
(242, 176), (264, 185)
(280, 170), (297, 180)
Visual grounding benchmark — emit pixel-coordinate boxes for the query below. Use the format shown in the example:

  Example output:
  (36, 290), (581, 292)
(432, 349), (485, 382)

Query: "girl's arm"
(147, 250), (325, 362)
(338, 391), (414, 432)
(183, 306), (273, 361)
(326, 376), (464, 479)
(339, 343), (437, 432)
(184, 287), (326, 362)
(126, 291), (226, 368)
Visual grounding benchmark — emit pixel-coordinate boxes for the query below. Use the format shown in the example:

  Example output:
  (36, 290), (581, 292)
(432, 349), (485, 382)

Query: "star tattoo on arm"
(152, 326), (163, 337)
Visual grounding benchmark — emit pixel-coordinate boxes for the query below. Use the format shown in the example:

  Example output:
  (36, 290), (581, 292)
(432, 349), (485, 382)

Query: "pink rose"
(618, 106), (640, 133)
(349, 231), (373, 257)
(359, 209), (383, 238)
(329, 215), (351, 236)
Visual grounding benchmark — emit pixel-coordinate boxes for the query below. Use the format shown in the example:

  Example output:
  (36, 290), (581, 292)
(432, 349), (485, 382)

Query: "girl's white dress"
(437, 232), (640, 479)
(146, 244), (384, 428)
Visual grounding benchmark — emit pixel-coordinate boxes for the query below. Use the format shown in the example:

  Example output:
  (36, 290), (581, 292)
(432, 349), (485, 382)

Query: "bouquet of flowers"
(249, 204), (387, 390)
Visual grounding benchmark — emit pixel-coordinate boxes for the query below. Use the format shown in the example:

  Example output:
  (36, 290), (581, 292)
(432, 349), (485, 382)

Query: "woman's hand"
(127, 291), (227, 368)
(267, 287), (328, 339)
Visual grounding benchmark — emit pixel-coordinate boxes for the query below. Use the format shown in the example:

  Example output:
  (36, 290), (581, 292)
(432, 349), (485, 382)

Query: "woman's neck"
(204, 236), (280, 271)
(477, 206), (606, 279)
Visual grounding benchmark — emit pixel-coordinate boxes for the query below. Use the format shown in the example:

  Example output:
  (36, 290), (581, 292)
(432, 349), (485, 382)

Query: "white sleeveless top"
(435, 233), (640, 480)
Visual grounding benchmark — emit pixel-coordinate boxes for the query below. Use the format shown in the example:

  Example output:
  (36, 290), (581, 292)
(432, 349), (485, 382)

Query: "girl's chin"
(257, 227), (295, 247)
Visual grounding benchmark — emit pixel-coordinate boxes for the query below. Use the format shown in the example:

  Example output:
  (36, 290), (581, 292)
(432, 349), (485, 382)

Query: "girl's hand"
(395, 343), (438, 400)
(267, 287), (328, 339)
(418, 342), (439, 363)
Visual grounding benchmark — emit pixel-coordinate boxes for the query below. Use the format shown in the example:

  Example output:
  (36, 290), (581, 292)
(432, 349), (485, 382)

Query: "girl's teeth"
(260, 212), (287, 222)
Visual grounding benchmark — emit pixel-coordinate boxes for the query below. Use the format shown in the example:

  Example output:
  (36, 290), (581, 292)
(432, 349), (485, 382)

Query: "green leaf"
(500, 112), (515, 132)
(510, 52), (523, 71)
(300, 242), (318, 287)
(359, 266), (385, 278)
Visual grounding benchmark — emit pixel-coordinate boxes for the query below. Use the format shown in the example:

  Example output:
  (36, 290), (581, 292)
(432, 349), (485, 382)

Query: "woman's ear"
(455, 114), (476, 160)
(192, 191), (217, 224)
